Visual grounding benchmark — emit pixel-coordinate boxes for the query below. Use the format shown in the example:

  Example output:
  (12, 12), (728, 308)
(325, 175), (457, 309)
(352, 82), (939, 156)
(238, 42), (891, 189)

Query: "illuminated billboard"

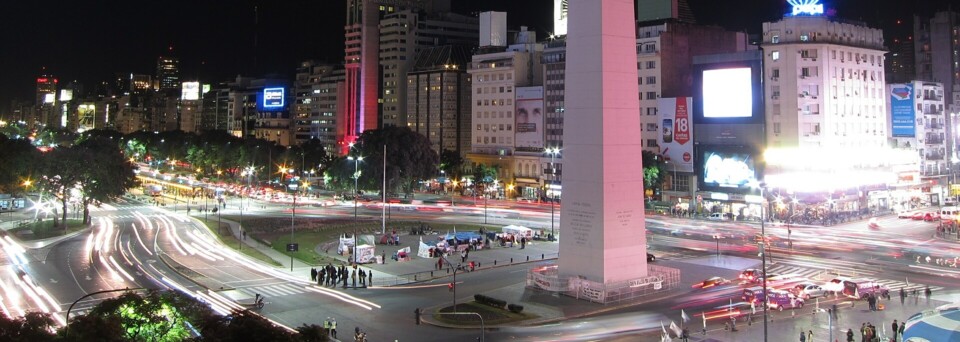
(890, 84), (915, 138)
(703, 68), (752, 118)
(553, 0), (568, 36)
(59, 90), (73, 102)
(788, 0), (824, 16)
(181, 82), (200, 100)
(44, 93), (56, 104)
(263, 87), (284, 108)
(658, 97), (694, 173)
(697, 145), (760, 193)
(515, 86), (544, 149)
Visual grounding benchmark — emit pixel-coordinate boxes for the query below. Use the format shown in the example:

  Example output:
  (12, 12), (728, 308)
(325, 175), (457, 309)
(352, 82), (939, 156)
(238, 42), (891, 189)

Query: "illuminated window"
(772, 35), (780, 43)
(772, 51), (780, 61)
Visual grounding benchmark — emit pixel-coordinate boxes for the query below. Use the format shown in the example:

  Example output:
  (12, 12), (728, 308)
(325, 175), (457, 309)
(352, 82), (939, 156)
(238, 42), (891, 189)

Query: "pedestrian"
(892, 320), (898, 342)
(900, 288), (906, 305)
(359, 269), (366, 286)
(368, 271), (373, 285)
(330, 318), (337, 339)
(898, 320), (905, 339)
(311, 267), (317, 282)
(924, 286), (932, 302)
(323, 317), (330, 336)
(861, 323), (867, 342)
(414, 307), (421, 325)
(681, 327), (689, 342)
(807, 329), (813, 341)
(351, 269), (357, 288)
(800, 330), (806, 342)
(846, 328), (855, 342)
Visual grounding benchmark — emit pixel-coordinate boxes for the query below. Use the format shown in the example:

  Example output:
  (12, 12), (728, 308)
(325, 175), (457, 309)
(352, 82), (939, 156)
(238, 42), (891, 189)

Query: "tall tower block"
(560, 0), (648, 284)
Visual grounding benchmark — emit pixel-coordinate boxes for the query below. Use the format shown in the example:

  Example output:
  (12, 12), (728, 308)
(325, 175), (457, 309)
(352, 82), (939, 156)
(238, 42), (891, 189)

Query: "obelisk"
(560, 0), (648, 285)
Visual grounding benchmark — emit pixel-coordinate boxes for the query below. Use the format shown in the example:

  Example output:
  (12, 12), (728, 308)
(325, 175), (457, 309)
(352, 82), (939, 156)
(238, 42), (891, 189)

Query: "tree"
(354, 126), (439, 196)
(41, 145), (86, 227)
(75, 137), (139, 224)
(0, 136), (41, 194)
(641, 150), (667, 199)
(439, 149), (465, 181)
(0, 311), (57, 342)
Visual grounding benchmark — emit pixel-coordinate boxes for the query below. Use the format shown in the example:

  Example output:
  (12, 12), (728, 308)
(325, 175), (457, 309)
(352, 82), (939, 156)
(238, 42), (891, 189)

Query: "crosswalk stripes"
(764, 264), (943, 293)
(244, 283), (305, 298)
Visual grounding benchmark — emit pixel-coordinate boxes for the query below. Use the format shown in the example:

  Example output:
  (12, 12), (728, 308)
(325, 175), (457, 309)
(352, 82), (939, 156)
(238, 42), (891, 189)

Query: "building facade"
(406, 45), (473, 156)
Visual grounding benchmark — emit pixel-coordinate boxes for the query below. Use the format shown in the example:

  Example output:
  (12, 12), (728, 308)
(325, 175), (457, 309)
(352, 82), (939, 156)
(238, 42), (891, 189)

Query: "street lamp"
(546, 147), (561, 241)
(347, 156), (364, 220)
(713, 235), (721, 257)
(750, 180), (769, 342)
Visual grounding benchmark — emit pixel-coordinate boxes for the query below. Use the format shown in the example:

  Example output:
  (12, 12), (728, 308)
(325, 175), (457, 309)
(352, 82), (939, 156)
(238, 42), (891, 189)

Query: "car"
(823, 277), (850, 293)
(647, 253), (656, 262)
(708, 213), (726, 220)
(766, 290), (804, 311)
(911, 211), (927, 220)
(739, 269), (764, 283)
(791, 283), (826, 299)
(693, 277), (729, 289)
(898, 210), (914, 218)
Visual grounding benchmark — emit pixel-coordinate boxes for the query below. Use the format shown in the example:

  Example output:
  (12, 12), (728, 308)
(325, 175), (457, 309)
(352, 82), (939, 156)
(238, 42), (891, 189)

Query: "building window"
(646, 61), (656, 69)
(646, 76), (656, 84)
(772, 69), (780, 78)
(646, 139), (658, 147)
(646, 123), (657, 131)
(772, 51), (780, 61)
(773, 122), (781, 134)
(646, 91), (657, 99)
(772, 35), (780, 43)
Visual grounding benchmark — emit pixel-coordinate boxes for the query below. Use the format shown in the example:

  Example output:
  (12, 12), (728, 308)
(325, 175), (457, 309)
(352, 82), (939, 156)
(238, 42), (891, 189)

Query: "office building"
(294, 61), (345, 152)
(406, 45), (473, 156)
(156, 56), (180, 93)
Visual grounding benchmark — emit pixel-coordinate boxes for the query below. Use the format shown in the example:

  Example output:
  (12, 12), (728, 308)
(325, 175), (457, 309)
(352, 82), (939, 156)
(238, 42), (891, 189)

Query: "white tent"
(417, 237), (435, 258)
(338, 234), (378, 255)
(355, 244), (376, 264)
(502, 225), (534, 237)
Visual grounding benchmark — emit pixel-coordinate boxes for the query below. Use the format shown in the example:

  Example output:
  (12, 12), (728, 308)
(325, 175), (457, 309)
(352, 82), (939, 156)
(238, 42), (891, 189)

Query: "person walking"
(861, 323), (867, 342)
(807, 329), (813, 341)
(924, 286), (932, 303)
(898, 320), (905, 339)
(891, 320), (899, 342)
(310, 267), (317, 282)
(323, 318), (331, 337)
(900, 288), (906, 305)
(846, 328), (855, 342)
(368, 271), (373, 286)
(800, 330), (807, 342)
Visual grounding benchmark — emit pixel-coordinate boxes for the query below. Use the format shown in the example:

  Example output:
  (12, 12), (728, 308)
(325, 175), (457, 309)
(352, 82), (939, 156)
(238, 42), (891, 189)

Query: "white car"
(897, 211), (914, 218)
(823, 277), (850, 293)
(708, 213), (726, 220)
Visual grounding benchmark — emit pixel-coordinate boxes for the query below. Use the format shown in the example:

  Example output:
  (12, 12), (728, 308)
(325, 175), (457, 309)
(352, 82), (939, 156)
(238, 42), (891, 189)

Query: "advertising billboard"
(43, 93), (55, 104)
(658, 97), (694, 173)
(263, 87), (285, 108)
(515, 86), (544, 149)
(696, 145), (760, 193)
(59, 90), (73, 102)
(553, 0), (568, 36)
(702, 68), (753, 118)
(181, 82), (200, 100)
(890, 84), (915, 138)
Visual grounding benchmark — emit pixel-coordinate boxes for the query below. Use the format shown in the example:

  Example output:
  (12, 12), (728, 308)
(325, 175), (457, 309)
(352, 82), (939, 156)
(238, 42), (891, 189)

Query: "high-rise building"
(406, 45), (473, 156)
(342, 0), (454, 154)
(156, 56), (180, 93)
(888, 82), (947, 182)
(636, 0), (696, 23)
(294, 61), (345, 152)
(200, 86), (230, 132)
(914, 11), (960, 163)
(762, 16), (887, 149)
(467, 25), (543, 198)
(35, 75), (58, 128)
(887, 36), (915, 84)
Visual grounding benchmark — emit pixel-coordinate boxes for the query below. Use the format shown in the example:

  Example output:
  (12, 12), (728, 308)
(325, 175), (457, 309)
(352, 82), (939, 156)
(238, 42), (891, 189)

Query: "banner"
(515, 86), (544, 149)
(658, 97), (694, 173)
(890, 84), (915, 138)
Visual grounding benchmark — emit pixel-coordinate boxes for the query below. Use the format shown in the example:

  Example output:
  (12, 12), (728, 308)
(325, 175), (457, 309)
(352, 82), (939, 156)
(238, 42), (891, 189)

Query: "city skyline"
(0, 0), (941, 107)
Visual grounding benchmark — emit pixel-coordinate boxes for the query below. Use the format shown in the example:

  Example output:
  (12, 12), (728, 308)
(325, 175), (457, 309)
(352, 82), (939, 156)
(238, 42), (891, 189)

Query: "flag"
(681, 309), (690, 323)
(661, 321), (668, 335)
(669, 321), (682, 337)
(702, 311), (707, 329)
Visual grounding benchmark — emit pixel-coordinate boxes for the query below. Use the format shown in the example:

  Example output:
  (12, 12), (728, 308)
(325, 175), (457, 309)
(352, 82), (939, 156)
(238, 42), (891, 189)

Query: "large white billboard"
(658, 97), (694, 173)
(181, 81), (200, 100)
(554, 0), (568, 36)
(515, 86), (544, 149)
(702, 67), (752, 118)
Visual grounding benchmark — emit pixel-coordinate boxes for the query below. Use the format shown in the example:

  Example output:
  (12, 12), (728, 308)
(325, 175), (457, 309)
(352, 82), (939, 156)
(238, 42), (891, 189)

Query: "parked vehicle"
(708, 213), (726, 220)
(739, 269), (764, 283)
(841, 278), (890, 299)
(791, 283), (826, 299)
(766, 290), (804, 311)
(742, 286), (767, 303)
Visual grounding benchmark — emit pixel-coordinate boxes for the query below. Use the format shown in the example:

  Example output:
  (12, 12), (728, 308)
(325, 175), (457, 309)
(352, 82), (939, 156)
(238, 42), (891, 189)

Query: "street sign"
(286, 243), (299, 252)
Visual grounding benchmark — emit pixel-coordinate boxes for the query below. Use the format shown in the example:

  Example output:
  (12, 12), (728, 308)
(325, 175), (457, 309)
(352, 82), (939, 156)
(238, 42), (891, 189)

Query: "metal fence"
(373, 252), (560, 287)
(527, 264), (681, 305)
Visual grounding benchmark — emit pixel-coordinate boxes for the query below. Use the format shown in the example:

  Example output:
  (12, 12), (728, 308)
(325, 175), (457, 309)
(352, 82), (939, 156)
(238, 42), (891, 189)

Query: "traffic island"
(432, 301), (539, 327)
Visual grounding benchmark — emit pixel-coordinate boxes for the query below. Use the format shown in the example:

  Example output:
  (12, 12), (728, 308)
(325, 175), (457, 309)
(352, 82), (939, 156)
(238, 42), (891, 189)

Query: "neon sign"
(788, 0), (824, 16)
(263, 87), (284, 108)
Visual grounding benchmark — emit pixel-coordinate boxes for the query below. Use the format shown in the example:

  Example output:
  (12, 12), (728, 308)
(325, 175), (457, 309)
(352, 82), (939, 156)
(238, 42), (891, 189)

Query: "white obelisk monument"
(560, 0), (648, 288)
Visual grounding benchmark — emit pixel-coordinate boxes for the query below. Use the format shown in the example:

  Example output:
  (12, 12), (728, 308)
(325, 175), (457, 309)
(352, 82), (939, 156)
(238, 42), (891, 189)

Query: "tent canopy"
(904, 307), (960, 342)
(502, 225), (534, 236)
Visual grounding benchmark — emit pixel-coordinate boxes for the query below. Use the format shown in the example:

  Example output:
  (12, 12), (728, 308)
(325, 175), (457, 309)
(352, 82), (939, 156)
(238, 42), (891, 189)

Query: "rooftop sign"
(787, 0), (824, 16)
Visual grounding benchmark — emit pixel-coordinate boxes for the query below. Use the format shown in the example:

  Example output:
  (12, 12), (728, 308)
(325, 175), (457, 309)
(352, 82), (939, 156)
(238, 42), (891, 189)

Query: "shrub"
(474, 294), (506, 309)
(507, 304), (524, 313)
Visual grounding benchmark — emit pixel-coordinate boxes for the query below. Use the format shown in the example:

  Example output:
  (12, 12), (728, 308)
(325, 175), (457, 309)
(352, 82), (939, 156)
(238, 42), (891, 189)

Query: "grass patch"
(433, 302), (538, 325)
(195, 218), (282, 267)
(10, 219), (88, 240)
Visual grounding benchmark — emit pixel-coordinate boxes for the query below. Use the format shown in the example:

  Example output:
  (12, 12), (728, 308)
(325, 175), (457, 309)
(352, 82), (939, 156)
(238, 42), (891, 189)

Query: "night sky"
(0, 0), (944, 108)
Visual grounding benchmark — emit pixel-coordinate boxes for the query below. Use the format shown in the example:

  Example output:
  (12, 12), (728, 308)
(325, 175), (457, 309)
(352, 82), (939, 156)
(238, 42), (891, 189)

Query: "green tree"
(0, 311), (57, 342)
(354, 126), (439, 196)
(641, 150), (667, 198)
(0, 136), (41, 194)
(75, 137), (139, 224)
(41, 145), (86, 227)
(439, 149), (464, 181)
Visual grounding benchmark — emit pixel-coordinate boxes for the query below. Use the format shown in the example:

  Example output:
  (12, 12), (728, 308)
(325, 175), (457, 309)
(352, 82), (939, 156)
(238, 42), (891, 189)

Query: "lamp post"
(348, 155), (363, 265)
(382, 144), (387, 235)
(282, 167), (295, 271)
(750, 180), (769, 342)
(547, 147), (560, 241)
(713, 235), (720, 257)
